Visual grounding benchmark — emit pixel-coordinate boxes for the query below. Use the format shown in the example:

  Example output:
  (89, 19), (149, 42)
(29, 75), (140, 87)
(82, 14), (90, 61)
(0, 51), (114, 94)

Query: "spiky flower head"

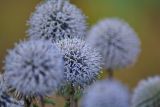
(87, 18), (141, 70)
(0, 74), (24, 107)
(4, 40), (64, 97)
(55, 38), (102, 88)
(81, 79), (130, 107)
(27, 0), (87, 42)
(132, 76), (160, 107)
(0, 74), (7, 95)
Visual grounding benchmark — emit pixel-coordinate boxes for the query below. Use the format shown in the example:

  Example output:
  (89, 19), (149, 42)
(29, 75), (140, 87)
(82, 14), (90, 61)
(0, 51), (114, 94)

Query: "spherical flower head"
(87, 18), (141, 70)
(4, 40), (64, 97)
(132, 76), (160, 107)
(55, 38), (102, 88)
(0, 74), (6, 95)
(81, 79), (130, 107)
(0, 93), (24, 107)
(0, 74), (24, 107)
(27, 0), (87, 42)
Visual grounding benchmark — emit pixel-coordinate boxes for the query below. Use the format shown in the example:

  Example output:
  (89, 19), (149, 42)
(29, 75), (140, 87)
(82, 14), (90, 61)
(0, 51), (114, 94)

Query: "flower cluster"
(1, 0), (102, 106)
(0, 0), (148, 107)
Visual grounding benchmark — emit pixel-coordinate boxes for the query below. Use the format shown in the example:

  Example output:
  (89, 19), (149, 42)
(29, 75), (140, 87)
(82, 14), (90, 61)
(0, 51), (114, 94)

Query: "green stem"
(64, 85), (78, 107)
(70, 86), (78, 107)
(40, 96), (45, 107)
(64, 97), (71, 107)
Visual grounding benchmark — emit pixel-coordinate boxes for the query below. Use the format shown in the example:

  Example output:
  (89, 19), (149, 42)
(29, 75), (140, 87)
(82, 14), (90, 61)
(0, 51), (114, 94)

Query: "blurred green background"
(0, 0), (160, 106)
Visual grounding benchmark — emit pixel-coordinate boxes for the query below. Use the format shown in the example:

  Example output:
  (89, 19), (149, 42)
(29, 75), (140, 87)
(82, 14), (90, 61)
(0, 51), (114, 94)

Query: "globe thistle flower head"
(55, 38), (102, 88)
(0, 93), (24, 107)
(0, 74), (6, 95)
(0, 74), (24, 107)
(81, 79), (130, 107)
(27, 0), (87, 42)
(4, 40), (64, 97)
(0, 74), (24, 100)
(132, 76), (160, 107)
(87, 18), (141, 70)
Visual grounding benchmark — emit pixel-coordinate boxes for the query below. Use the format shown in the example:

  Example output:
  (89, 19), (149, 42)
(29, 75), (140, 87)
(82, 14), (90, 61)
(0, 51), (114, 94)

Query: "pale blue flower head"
(132, 76), (160, 107)
(81, 79), (130, 107)
(4, 40), (64, 97)
(0, 74), (7, 95)
(0, 74), (24, 107)
(87, 18), (141, 70)
(55, 38), (102, 88)
(0, 93), (24, 107)
(27, 0), (87, 42)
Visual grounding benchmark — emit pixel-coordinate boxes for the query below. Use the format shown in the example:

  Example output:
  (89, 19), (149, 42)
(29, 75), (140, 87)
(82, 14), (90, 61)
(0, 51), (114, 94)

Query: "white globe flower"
(4, 40), (64, 97)
(27, 0), (87, 42)
(81, 79), (130, 107)
(87, 18), (141, 70)
(132, 76), (160, 107)
(0, 74), (24, 107)
(55, 38), (102, 88)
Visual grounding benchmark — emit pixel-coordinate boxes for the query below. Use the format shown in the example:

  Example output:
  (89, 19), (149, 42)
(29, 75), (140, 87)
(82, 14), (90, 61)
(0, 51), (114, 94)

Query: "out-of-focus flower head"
(81, 79), (130, 107)
(87, 18), (141, 70)
(132, 76), (160, 107)
(4, 40), (64, 97)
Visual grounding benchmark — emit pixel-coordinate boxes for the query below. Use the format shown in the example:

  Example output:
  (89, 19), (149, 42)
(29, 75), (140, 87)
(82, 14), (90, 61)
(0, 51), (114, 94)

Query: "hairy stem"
(71, 97), (78, 107)
(24, 98), (31, 107)
(107, 69), (114, 79)
(70, 86), (78, 107)
(40, 96), (45, 107)
(65, 97), (71, 107)
(65, 85), (78, 107)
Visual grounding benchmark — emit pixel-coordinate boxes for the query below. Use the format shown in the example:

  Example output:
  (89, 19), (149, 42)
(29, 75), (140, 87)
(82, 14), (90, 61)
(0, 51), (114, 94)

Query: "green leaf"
(44, 98), (56, 105)
(74, 88), (83, 100)
(32, 104), (39, 107)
